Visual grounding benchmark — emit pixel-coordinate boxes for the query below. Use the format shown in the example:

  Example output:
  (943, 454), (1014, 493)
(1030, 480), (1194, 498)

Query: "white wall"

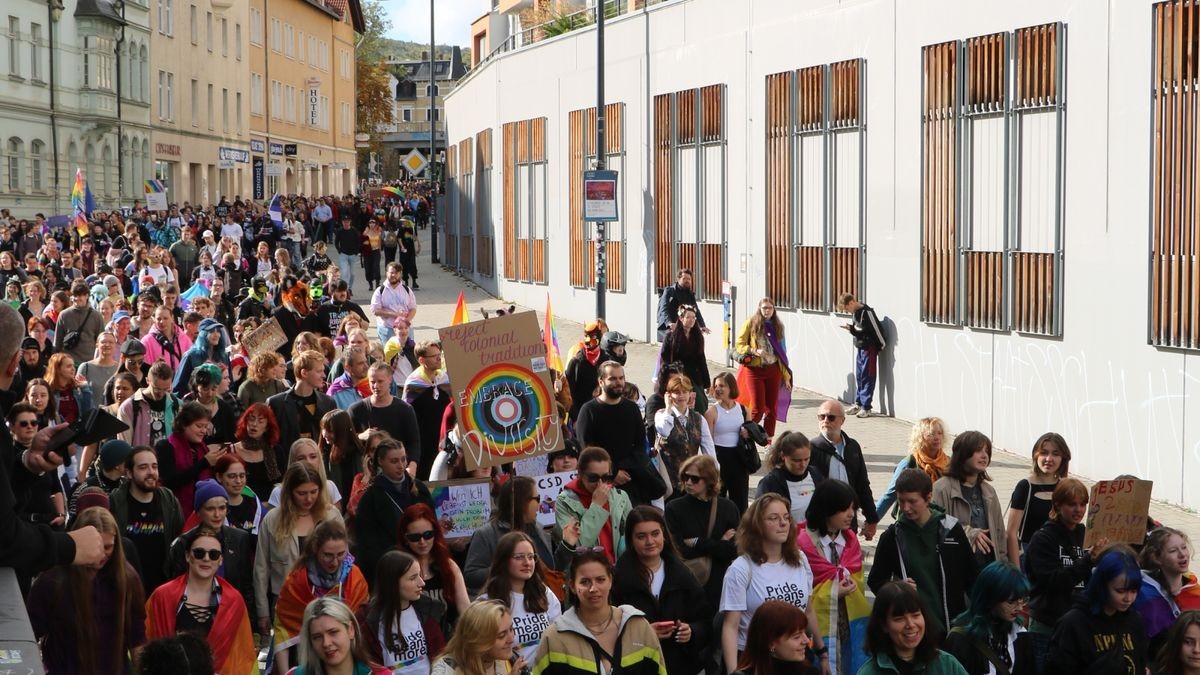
(445, 0), (1200, 507)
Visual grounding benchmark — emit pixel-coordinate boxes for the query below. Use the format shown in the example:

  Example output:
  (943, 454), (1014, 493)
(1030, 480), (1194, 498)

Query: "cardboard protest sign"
(241, 317), (287, 354)
(439, 311), (563, 470)
(532, 471), (577, 528)
(1084, 479), (1153, 548)
(428, 478), (492, 539)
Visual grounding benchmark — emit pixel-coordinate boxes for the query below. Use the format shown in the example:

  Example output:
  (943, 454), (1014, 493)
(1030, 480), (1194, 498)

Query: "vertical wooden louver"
(765, 72), (794, 308)
(795, 65), (826, 311)
(476, 128), (493, 277)
(828, 59), (863, 310)
(445, 145), (458, 268)
(921, 41), (959, 325)
(457, 137), (473, 272)
(654, 93), (675, 290)
(698, 84), (724, 301)
(502, 122), (517, 280)
(502, 117), (548, 285)
(963, 33), (1006, 331)
(569, 103), (626, 292)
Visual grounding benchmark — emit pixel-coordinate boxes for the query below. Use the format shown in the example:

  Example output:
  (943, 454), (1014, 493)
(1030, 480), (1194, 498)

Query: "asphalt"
(352, 227), (1200, 559)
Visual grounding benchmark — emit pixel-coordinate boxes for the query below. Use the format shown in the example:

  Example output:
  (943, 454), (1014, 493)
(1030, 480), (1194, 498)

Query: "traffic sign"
(402, 149), (428, 176)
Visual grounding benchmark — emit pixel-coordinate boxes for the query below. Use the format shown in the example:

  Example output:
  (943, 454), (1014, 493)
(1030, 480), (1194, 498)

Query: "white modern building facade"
(444, 0), (1200, 508)
(0, 0), (153, 217)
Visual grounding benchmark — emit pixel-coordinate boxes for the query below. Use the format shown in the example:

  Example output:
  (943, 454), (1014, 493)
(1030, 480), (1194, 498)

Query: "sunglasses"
(12, 419), (37, 428)
(681, 473), (704, 484)
(405, 530), (436, 543)
(191, 548), (222, 561)
(585, 473), (616, 483)
(817, 414), (841, 421)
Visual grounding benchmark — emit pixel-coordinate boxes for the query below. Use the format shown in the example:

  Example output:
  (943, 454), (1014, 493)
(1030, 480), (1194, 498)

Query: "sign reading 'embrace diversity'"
(439, 311), (563, 470)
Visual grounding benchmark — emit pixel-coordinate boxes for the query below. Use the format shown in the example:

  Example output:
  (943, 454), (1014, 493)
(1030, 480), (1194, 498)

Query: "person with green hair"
(943, 561), (1035, 675)
(182, 362), (236, 445)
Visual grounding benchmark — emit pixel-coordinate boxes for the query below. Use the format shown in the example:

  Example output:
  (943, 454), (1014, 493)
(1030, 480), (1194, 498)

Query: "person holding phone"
(554, 446), (632, 563)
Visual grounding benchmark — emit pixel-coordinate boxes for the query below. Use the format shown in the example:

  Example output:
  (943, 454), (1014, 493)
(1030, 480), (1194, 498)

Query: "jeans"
(282, 240), (301, 267)
(335, 252), (356, 291)
(377, 321), (394, 345)
(855, 344), (879, 411)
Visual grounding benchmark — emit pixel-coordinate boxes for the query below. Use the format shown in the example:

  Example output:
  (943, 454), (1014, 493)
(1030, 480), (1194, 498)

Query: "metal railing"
(461, 0), (678, 88)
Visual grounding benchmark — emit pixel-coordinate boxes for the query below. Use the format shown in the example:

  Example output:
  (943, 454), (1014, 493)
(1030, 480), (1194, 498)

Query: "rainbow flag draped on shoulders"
(797, 524), (871, 675)
(271, 555), (369, 654)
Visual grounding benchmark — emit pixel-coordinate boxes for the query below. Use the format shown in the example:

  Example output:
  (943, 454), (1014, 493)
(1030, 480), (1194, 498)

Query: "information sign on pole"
(582, 170), (618, 222)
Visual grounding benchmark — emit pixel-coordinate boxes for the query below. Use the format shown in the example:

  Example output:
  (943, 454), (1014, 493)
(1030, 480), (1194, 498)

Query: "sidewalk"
(356, 231), (1200, 556)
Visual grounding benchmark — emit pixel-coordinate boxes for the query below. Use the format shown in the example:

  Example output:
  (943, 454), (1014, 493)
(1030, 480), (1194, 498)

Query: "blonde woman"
(875, 416), (948, 516)
(254, 462), (344, 636)
(268, 439), (344, 510)
(430, 599), (521, 675)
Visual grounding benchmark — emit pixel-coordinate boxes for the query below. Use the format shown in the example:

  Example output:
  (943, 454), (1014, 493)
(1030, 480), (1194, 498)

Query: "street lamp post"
(428, 0), (440, 263)
(594, 0), (607, 320)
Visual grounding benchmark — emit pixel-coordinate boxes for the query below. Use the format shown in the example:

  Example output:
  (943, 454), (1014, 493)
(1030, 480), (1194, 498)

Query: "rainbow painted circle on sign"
(461, 363), (555, 458)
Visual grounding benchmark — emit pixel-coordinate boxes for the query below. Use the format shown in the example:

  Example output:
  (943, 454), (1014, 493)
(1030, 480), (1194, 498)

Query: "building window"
(501, 117), (548, 284)
(6, 138), (21, 192)
(920, 24), (1065, 336)
(83, 36), (114, 91)
(297, 30), (304, 64)
(476, 128), (494, 276)
(426, 108), (440, 121)
(249, 9), (261, 45)
(29, 23), (40, 81)
(158, 70), (174, 120)
(652, 84), (728, 301)
(236, 92), (242, 133)
(569, 104), (627, 292)
(284, 84), (295, 122)
(222, 88), (229, 132)
(207, 83), (213, 130)
(764, 59), (866, 311)
(270, 18), (280, 52)
(190, 78), (198, 126)
(250, 73), (263, 114)
(221, 18), (227, 56)
(271, 80), (281, 120)
(205, 12), (212, 52)
(425, 83), (439, 97)
(284, 24), (294, 58)
(158, 0), (173, 36)
(8, 17), (19, 77)
(189, 4), (197, 44)
(30, 140), (42, 191)
(401, 108), (411, 122)
(235, 23), (241, 60)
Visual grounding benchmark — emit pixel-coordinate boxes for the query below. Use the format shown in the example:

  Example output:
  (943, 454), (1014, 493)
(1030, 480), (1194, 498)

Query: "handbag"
(683, 495), (719, 585)
(737, 405), (766, 473)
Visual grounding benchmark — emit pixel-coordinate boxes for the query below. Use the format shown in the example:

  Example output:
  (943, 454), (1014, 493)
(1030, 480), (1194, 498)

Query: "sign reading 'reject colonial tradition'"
(439, 311), (563, 470)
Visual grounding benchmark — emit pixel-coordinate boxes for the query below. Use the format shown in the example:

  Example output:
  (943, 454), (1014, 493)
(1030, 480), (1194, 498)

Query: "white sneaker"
(856, 409), (871, 418)
(845, 405), (861, 416)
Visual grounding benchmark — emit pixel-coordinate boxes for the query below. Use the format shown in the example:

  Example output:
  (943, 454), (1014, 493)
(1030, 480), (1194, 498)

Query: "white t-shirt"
(381, 606), (430, 675)
(650, 564), (666, 599)
(785, 474), (817, 523)
(267, 479), (342, 508)
(719, 555), (813, 650)
(480, 588), (561, 664)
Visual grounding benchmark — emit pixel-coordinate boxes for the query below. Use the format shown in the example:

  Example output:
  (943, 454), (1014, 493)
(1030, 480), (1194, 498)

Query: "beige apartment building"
(149, 0), (252, 206)
(247, 0), (362, 200)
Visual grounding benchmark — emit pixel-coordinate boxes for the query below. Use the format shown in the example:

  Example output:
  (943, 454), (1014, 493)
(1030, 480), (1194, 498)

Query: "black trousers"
(716, 444), (750, 515)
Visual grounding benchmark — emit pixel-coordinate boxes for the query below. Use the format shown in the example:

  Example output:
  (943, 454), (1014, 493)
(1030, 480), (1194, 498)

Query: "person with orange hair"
(231, 402), (285, 501)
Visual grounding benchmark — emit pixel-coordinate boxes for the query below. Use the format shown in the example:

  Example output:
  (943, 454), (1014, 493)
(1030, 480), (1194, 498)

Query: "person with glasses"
(358, 550), (446, 674)
(145, 526), (259, 675)
(464, 475), (575, 597)
(396, 503), (470, 634)
(168, 479), (257, 634)
(943, 561), (1036, 675)
(269, 520), (369, 674)
(721, 493), (829, 675)
(8, 401), (65, 527)
(555, 446), (634, 564)
(478, 531), (562, 664)
(403, 340), (450, 481)
(757, 431), (825, 524)
(809, 400), (880, 541)
(354, 439), (434, 585)
(612, 505), (711, 675)
(212, 452), (265, 536)
(664, 455), (740, 606)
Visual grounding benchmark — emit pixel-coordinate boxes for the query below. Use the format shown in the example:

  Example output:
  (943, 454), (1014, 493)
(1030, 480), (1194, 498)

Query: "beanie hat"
(193, 478), (228, 511)
(99, 439), (134, 471)
(74, 486), (111, 514)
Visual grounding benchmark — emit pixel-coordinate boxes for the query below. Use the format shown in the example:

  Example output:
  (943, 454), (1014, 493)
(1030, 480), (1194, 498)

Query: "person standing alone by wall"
(837, 293), (886, 418)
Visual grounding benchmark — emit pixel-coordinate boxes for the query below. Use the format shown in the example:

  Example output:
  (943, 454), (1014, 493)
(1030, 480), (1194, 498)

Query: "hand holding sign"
(1083, 479), (1153, 548)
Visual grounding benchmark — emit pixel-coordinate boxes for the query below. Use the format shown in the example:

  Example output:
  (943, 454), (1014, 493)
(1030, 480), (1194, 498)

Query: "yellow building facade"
(247, 0), (361, 200)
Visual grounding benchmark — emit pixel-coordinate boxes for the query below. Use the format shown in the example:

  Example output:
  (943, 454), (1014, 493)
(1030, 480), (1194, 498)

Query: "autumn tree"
(356, 0), (393, 162)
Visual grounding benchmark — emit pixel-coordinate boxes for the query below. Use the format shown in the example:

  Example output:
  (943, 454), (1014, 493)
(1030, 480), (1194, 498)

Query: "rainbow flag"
(543, 293), (563, 372)
(451, 291), (468, 325)
(70, 168), (89, 237)
(144, 179), (166, 193)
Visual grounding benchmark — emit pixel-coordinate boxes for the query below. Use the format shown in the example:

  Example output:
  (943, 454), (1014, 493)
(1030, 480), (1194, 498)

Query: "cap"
(74, 486), (111, 514)
(202, 229), (215, 239)
(193, 478), (228, 510)
(120, 339), (146, 356)
(20, 337), (38, 351)
(331, 279), (349, 292)
(110, 310), (131, 325)
(99, 439), (134, 470)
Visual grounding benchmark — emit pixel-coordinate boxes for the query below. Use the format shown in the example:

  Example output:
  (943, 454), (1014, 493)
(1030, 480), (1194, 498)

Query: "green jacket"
(554, 480), (632, 560)
(109, 482), (184, 582)
(532, 605), (666, 675)
(856, 651), (969, 675)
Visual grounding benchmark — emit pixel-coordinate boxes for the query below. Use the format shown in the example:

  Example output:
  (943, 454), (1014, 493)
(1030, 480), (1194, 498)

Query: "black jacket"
(267, 388), (337, 452)
(333, 225), (362, 256)
(1025, 519), (1093, 627)
(1048, 604), (1147, 675)
(944, 626), (1036, 675)
(168, 524), (257, 622)
(849, 303), (887, 350)
(564, 351), (599, 422)
(756, 466), (826, 506)
(610, 552), (711, 675)
(810, 432), (879, 524)
(663, 493), (740, 605)
(655, 283), (706, 341)
(353, 477), (434, 586)
(575, 398), (667, 506)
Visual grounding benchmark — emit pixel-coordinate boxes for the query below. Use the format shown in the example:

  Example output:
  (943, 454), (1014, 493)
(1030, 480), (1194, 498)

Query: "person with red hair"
(211, 452), (266, 535)
(231, 402), (284, 501)
(395, 501), (470, 633)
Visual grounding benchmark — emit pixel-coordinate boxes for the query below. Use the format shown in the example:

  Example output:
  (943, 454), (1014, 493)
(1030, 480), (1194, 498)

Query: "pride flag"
(451, 291), (468, 325)
(70, 168), (89, 237)
(543, 293), (563, 372)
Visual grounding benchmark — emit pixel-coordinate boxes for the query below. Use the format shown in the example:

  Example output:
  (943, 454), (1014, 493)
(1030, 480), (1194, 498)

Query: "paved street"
(359, 228), (1200, 558)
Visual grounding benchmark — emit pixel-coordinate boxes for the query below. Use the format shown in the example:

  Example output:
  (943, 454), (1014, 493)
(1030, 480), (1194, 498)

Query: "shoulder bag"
(683, 496), (719, 585)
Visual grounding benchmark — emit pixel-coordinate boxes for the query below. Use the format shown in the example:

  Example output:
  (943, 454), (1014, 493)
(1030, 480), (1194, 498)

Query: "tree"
(356, 0), (393, 160)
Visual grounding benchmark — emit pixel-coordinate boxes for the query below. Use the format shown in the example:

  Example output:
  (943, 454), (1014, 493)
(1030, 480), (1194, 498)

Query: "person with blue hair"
(172, 317), (230, 397)
(944, 561), (1035, 675)
(1047, 546), (1149, 675)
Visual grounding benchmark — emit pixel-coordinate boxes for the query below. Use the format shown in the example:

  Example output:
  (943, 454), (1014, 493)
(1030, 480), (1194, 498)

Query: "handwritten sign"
(241, 317), (287, 355)
(439, 311), (563, 470)
(531, 471), (577, 528)
(1084, 479), (1153, 548)
(428, 478), (492, 539)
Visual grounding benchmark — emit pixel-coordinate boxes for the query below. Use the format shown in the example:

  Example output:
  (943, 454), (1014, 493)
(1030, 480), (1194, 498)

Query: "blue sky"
(379, 0), (483, 48)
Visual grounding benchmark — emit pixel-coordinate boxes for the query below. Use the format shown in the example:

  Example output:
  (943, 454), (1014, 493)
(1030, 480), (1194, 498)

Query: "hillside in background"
(382, 38), (472, 64)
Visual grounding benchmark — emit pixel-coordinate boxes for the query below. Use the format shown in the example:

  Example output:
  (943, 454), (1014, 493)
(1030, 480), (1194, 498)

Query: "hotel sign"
(306, 77), (321, 127)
